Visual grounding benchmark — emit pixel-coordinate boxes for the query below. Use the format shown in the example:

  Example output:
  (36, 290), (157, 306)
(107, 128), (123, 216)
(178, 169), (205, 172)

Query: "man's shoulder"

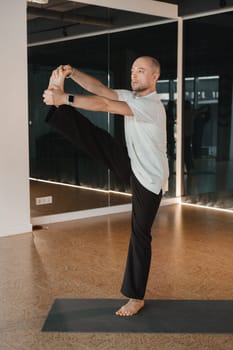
(115, 89), (133, 100)
(144, 91), (160, 99)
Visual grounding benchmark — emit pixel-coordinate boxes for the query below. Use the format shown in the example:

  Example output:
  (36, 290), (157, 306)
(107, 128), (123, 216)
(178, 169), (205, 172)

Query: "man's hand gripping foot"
(44, 65), (69, 106)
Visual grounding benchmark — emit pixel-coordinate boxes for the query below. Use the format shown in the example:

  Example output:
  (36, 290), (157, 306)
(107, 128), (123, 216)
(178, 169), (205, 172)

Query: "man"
(43, 56), (169, 316)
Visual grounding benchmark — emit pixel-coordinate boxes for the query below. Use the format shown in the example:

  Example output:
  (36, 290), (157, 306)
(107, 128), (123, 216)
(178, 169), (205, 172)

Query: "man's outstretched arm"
(53, 65), (118, 101)
(43, 86), (133, 117)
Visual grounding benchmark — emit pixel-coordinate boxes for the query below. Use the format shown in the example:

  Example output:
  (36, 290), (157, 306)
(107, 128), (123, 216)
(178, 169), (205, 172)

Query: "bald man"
(43, 56), (169, 316)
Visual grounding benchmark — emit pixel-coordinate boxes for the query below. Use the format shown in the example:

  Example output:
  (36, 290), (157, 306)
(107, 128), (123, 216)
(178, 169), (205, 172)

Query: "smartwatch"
(67, 94), (74, 106)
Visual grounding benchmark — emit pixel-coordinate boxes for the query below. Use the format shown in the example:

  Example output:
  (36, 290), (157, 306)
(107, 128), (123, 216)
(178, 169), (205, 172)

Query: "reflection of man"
(43, 56), (169, 316)
(183, 100), (194, 172)
(192, 105), (210, 159)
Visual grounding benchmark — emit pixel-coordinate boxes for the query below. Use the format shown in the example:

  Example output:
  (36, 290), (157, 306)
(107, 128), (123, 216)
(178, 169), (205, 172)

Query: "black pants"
(46, 105), (162, 299)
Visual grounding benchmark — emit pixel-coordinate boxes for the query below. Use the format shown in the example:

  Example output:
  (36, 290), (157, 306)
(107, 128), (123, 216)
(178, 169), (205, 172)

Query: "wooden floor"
(0, 204), (233, 349)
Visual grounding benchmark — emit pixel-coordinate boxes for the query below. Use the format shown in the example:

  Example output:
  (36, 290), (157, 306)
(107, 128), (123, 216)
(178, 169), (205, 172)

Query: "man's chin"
(133, 88), (145, 94)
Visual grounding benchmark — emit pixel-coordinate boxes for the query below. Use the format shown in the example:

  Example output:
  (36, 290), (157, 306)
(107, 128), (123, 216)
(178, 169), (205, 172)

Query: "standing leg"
(116, 172), (162, 316)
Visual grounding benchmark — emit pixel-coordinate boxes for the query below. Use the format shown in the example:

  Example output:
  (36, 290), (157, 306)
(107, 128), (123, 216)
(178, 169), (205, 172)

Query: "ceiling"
(27, 0), (233, 45)
(27, 1), (233, 79)
(27, 0), (168, 44)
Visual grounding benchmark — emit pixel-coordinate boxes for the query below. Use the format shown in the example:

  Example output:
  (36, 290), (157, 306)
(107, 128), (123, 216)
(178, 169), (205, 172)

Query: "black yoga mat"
(42, 298), (233, 333)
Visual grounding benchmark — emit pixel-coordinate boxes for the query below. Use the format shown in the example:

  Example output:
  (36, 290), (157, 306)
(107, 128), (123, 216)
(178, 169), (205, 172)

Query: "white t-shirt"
(116, 89), (169, 194)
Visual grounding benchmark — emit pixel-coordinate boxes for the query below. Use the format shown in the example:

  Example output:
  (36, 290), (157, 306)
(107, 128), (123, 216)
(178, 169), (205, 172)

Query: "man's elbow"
(89, 96), (110, 113)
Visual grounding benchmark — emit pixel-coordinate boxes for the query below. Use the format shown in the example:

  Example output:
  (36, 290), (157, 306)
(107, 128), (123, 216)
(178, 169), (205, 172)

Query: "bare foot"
(115, 299), (144, 316)
(48, 66), (65, 91)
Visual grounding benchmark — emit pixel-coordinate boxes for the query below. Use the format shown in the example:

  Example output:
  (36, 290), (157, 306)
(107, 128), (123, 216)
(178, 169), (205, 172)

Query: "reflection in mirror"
(182, 12), (233, 211)
(27, 2), (167, 44)
(29, 33), (110, 217)
(28, 3), (177, 217)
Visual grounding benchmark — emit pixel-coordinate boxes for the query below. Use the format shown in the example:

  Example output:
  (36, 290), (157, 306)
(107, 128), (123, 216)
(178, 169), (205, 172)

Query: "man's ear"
(153, 72), (160, 82)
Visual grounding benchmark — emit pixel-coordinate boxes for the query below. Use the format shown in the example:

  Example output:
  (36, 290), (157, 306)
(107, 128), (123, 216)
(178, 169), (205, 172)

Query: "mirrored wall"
(28, 3), (178, 217)
(182, 11), (233, 211)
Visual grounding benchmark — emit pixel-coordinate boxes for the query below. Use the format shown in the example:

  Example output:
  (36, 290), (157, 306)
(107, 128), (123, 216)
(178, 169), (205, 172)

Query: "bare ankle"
(115, 299), (144, 317)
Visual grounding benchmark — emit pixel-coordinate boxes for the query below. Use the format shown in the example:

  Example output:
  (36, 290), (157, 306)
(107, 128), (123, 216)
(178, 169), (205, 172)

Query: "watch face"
(69, 95), (74, 103)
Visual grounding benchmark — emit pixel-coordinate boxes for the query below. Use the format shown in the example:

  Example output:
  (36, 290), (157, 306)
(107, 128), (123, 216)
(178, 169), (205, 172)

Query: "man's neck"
(134, 87), (156, 97)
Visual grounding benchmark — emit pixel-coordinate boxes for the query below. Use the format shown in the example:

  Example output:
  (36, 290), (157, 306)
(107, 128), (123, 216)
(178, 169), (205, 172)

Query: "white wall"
(0, 0), (32, 236)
